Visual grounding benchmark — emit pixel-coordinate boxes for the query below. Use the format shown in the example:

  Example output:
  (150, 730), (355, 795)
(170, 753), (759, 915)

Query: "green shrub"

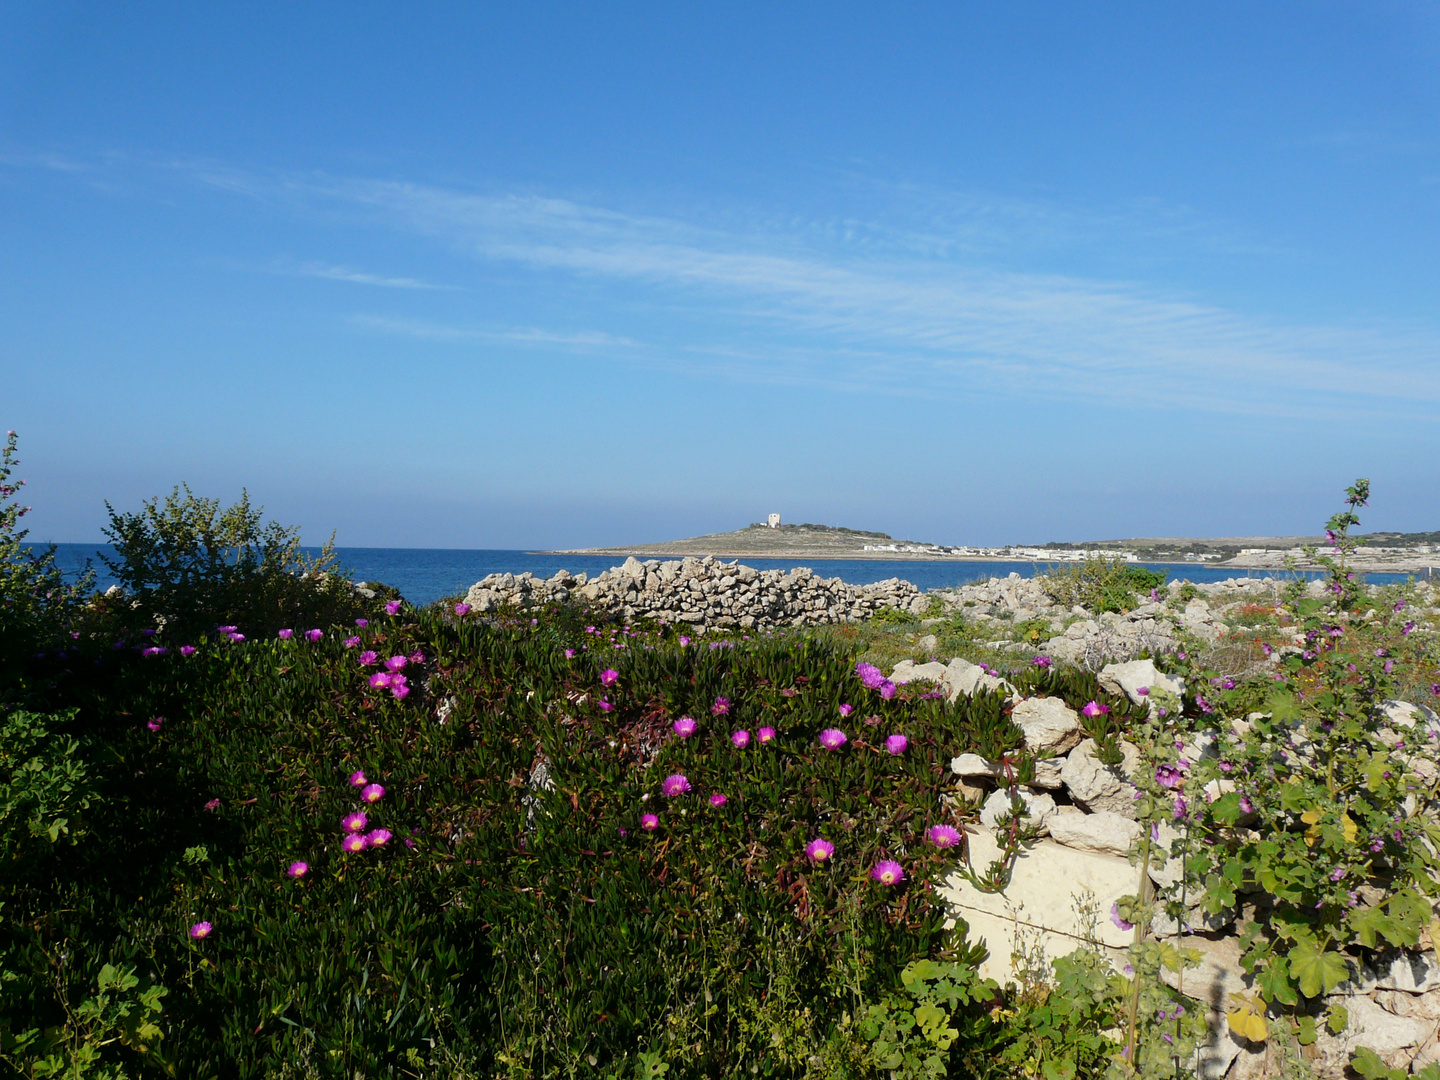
(872, 604), (919, 626)
(0, 433), (93, 685)
(98, 485), (368, 641)
(1, 709), (97, 856)
(1039, 558), (1166, 614)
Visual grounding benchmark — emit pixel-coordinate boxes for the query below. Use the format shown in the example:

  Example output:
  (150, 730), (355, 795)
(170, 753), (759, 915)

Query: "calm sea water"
(31, 543), (1420, 608)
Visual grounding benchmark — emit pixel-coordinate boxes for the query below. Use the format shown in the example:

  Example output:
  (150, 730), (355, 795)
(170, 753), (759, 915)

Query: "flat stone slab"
(938, 827), (1141, 984)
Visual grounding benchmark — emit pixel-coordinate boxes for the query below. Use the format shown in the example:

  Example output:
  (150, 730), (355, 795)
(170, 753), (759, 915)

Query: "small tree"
(100, 485), (366, 640)
(0, 432), (92, 677)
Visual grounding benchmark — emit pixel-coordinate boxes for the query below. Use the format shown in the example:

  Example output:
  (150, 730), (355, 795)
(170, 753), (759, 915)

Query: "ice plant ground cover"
(6, 585), (1159, 1078)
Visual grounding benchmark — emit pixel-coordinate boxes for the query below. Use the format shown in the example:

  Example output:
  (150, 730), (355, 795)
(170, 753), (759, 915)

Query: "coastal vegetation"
(3, 434), (1440, 1079)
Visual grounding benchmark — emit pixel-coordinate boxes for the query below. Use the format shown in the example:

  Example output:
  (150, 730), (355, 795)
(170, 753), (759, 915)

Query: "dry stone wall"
(463, 555), (923, 632)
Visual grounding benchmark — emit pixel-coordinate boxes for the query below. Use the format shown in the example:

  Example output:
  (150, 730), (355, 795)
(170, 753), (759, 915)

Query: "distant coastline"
(548, 521), (1440, 575)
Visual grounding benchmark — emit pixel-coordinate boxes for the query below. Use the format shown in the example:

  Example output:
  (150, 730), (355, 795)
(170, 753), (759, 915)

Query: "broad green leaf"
(1289, 941), (1350, 998)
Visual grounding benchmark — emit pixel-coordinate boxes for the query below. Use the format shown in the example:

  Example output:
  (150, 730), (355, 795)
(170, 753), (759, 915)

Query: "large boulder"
(1097, 659), (1183, 706)
(1060, 738), (1143, 817)
(942, 658), (1016, 703)
(1010, 696), (1082, 755)
(979, 788), (1056, 833)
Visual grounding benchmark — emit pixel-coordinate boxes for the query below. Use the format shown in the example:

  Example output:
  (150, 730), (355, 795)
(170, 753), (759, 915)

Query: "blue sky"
(3, 2), (1438, 548)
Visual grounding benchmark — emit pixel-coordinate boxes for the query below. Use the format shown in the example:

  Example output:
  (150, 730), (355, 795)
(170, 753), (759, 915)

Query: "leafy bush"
(97, 485), (368, 641)
(0, 432), (93, 685)
(1, 709), (97, 855)
(1039, 559), (1165, 615)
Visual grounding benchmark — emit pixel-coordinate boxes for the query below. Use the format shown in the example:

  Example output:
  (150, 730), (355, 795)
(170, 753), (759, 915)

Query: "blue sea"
(29, 544), (1424, 608)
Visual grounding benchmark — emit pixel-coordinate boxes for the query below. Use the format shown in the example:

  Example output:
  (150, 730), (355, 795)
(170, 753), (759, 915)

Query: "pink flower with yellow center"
(189, 921), (213, 940)
(731, 729), (750, 748)
(805, 838), (834, 863)
(884, 734), (908, 755)
(287, 861), (308, 877)
(601, 669), (619, 686)
(709, 793), (728, 807)
(662, 774), (691, 797)
(673, 717), (697, 737)
(757, 726), (776, 744)
(361, 783), (385, 803)
(349, 770), (367, 787)
(927, 825), (961, 849)
(365, 828), (392, 847)
(871, 860), (905, 885)
(343, 811), (368, 833)
(341, 833), (368, 853)
(641, 813), (659, 831)
(819, 728), (847, 750)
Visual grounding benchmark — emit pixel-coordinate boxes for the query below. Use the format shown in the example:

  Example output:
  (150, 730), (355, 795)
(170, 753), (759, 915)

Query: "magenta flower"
(855, 661), (885, 689)
(839, 703), (854, 717)
(1173, 796), (1188, 820)
(147, 716), (163, 732)
(454, 603), (471, 617)
(386, 655), (408, 672)
(180, 645), (195, 657)
(278, 628), (293, 640)
(662, 774), (691, 797)
(306, 629), (322, 642)
(369, 672), (392, 690)
(341, 833), (368, 853)
(391, 683), (410, 701)
(385, 600), (402, 615)
(408, 651), (424, 664)
(709, 792), (728, 807)
(805, 838), (835, 863)
(355, 618), (368, 628)
(204, 798), (221, 811)
(880, 680), (897, 700)
(564, 648), (576, 659)
(189, 921), (213, 940)
(600, 669), (619, 687)
(228, 633), (245, 643)
(819, 728), (847, 750)
(343, 636), (361, 648)
(1081, 701), (1110, 719)
(884, 734), (908, 755)
(598, 699), (613, 712)
(343, 811), (368, 833)
(1110, 902), (1134, 931)
(711, 696), (731, 717)
(365, 828), (393, 847)
(1155, 764), (1183, 790)
(871, 860), (905, 885)
(1031, 656), (1052, 668)
(287, 861), (308, 878)
(361, 783), (386, 803)
(678, 635), (691, 646)
(758, 726), (776, 744)
(641, 813), (660, 831)
(673, 717), (698, 738)
(218, 625), (238, 634)
(731, 729), (751, 749)
(928, 825), (961, 848)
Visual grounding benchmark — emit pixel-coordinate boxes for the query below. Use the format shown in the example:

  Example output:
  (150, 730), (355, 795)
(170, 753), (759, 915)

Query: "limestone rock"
(1060, 738), (1143, 817)
(979, 788), (1056, 833)
(1010, 696), (1082, 754)
(1045, 810), (1140, 857)
(938, 828), (1136, 984)
(942, 658), (1016, 703)
(1097, 658), (1184, 706)
(891, 659), (950, 685)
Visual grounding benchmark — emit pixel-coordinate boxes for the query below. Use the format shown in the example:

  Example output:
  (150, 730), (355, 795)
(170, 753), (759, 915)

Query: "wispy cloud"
(170, 164), (1440, 417)
(284, 261), (457, 290)
(353, 314), (635, 348)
